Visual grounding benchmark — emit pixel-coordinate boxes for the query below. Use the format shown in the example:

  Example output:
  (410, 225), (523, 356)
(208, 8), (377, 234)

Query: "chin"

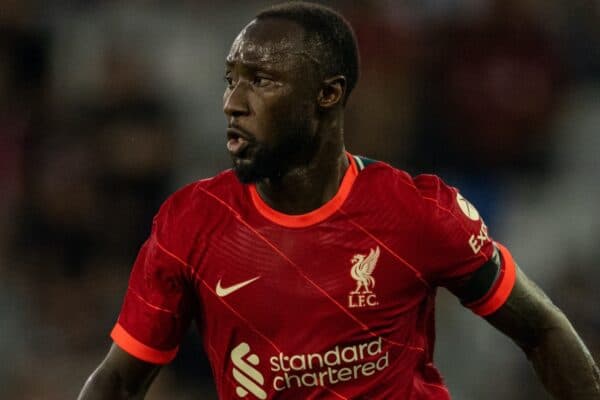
(233, 167), (261, 184)
(233, 155), (284, 184)
(232, 158), (262, 184)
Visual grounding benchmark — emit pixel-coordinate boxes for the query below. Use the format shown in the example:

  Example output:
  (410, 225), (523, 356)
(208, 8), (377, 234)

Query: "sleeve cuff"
(465, 242), (516, 316)
(111, 323), (178, 365)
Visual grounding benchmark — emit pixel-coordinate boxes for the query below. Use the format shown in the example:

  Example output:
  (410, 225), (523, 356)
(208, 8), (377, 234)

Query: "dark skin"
(223, 18), (348, 213)
(78, 18), (600, 400)
(486, 268), (600, 399)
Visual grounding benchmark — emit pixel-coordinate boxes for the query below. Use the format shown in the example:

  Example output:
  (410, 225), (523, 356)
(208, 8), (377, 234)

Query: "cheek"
(269, 94), (314, 125)
(252, 89), (316, 140)
(268, 103), (307, 139)
(253, 93), (293, 129)
(287, 100), (317, 132)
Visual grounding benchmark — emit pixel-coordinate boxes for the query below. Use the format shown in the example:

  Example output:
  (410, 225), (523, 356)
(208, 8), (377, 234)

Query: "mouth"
(226, 127), (252, 157)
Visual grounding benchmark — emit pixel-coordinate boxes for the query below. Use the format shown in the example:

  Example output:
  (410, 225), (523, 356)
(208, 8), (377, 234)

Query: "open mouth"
(226, 128), (252, 157)
(227, 135), (247, 155)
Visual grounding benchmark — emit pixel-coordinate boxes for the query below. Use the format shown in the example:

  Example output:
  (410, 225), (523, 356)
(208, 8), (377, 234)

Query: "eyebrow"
(225, 59), (280, 73)
(225, 51), (321, 70)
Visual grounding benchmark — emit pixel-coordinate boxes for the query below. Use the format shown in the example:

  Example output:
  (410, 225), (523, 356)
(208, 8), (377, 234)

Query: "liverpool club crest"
(348, 246), (380, 308)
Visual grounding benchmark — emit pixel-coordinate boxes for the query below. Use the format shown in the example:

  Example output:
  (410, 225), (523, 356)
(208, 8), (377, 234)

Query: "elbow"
(519, 309), (573, 356)
(79, 366), (133, 400)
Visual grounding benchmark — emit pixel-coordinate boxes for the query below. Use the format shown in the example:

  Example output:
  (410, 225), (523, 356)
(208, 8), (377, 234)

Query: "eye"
(224, 73), (235, 89)
(252, 75), (273, 87)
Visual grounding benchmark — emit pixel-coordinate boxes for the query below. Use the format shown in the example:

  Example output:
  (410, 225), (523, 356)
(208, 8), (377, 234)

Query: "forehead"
(226, 18), (308, 68)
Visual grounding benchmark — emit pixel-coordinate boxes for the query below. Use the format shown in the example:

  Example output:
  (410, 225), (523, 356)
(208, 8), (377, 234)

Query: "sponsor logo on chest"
(231, 342), (267, 399)
(348, 246), (381, 308)
(230, 338), (389, 398)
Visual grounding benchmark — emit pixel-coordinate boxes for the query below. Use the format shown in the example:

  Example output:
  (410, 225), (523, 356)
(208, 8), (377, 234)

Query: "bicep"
(101, 344), (161, 397)
(485, 267), (566, 352)
(78, 344), (161, 400)
(104, 344), (161, 391)
(113, 233), (194, 364)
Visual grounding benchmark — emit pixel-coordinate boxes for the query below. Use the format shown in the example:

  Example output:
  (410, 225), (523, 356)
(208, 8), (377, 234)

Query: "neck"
(256, 118), (348, 215)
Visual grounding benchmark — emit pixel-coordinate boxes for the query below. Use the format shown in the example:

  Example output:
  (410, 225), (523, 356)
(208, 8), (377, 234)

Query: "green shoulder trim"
(353, 155), (377, 171)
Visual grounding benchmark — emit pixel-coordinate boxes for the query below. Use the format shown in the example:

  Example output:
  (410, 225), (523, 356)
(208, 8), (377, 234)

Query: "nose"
(223, 83), (250, 118)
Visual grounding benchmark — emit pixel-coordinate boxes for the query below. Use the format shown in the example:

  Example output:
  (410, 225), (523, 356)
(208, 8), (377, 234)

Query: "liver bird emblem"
(350, 246), (380, 294)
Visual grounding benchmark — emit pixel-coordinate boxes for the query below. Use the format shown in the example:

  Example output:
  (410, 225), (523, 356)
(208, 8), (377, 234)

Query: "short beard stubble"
(232, 114), (317, 184)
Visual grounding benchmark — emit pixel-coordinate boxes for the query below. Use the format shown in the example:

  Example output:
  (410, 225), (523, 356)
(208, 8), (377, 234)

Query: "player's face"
(223, 18), (320, 183)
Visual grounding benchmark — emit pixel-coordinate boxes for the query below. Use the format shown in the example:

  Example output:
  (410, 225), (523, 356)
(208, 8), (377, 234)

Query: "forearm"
(78, 362), (157, 400)
(78, 366), (134, 400)
(524, 313), (600, 400)
(486, 267), (600, 399)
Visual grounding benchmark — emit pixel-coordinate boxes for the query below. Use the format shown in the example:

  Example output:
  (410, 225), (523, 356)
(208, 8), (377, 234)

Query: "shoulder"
(355, 158), (493, 279)
(354, 158), (482, 232)
(412, 173), (460, 209)
(157, 169), (240, 219)
(166, 169), (238, 200)
(152, 169), (242, 250)
(354, 156), (417, 192)
(354, 157), (452, 209)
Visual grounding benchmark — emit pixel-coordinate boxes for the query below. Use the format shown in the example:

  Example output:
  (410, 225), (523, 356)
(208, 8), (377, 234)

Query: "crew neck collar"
(249, 152), (358, 228)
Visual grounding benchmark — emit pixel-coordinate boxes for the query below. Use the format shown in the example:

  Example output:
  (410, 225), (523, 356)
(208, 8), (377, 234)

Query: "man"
(78, 2), (600, 399)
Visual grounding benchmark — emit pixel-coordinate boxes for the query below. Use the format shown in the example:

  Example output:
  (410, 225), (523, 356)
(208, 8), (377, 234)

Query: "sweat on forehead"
(227, 18), (310, 64)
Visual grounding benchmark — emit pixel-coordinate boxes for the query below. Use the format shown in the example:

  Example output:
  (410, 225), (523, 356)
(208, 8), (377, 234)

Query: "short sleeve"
(414, 175), (517, 315)
(111, 225), (194, 365)
(463, 242), (517, 316)
(415, 174), (494, 284)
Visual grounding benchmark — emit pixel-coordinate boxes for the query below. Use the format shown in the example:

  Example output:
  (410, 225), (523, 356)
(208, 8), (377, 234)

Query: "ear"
(317, 75), (346, 109)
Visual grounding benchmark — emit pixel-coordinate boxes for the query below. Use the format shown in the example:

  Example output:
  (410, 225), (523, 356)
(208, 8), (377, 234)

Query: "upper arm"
(103, 344), (162, 395)
(441, 237), (570, 352)
(485, 266), (567, 352)
(78, 344), (161, 400)
(81, 187), (205, 399)
(414, 174), (496, 284)
(412, 175), (518, 315)
(111, 226), (195, 365)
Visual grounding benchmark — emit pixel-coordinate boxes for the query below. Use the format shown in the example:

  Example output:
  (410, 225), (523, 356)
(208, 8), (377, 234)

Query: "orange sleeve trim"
(467, 243), (517, 316)
(110, 323), (178, 365)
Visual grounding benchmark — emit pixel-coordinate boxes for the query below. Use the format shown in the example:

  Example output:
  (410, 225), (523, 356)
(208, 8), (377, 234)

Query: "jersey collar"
(249, 152), (358, 228)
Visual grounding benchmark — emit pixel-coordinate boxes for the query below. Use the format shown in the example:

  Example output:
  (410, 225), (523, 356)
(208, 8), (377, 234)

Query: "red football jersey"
(111, 154), (516, 399)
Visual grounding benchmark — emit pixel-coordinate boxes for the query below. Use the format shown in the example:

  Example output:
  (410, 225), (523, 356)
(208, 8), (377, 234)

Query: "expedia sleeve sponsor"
(414, 174), (495, 284)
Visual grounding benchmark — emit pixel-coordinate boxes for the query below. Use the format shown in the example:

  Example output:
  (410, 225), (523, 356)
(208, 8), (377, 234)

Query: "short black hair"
(255, 1), (360, 104)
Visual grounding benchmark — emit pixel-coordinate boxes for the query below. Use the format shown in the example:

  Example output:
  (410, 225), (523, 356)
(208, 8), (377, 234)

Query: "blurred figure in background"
(90, 47), (176, 263)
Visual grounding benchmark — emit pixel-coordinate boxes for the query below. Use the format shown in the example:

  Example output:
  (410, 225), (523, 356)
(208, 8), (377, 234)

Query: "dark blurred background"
(1, 0), (598, 399)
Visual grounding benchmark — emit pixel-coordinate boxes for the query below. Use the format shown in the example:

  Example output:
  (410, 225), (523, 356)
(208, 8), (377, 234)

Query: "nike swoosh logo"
(216, 276), (261, 297)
